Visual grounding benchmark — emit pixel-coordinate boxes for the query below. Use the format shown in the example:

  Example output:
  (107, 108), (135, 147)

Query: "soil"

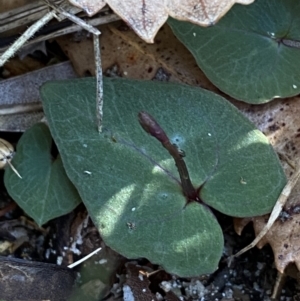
(0, 173), (299, 301)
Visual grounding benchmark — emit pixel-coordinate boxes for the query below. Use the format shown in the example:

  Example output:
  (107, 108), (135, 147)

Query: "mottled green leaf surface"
(40, 78), (285, 276)
(169, 0), (300, 104)
(4, 123), (81, 226)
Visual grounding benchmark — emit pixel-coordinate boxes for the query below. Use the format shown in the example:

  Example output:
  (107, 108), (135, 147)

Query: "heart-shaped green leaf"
(40, 77), (285, 276)
(4, 123), (81, 226)
(168, 0), (300, 104)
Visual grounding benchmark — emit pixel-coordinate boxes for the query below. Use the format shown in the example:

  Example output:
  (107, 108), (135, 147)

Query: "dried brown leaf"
(247, 212), (300, 273)
(168, 0), (254, 26)
(233, 217), (252, 236)
(56, 21), (214, 89)
(234, 97), (300, 272)
(67, 0), (254, 42)
(108, 0), (169, 43)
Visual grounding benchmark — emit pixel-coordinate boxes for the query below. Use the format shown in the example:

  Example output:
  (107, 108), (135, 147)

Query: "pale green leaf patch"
(169, 0), (300, 103)
(4, 123), (81, 226)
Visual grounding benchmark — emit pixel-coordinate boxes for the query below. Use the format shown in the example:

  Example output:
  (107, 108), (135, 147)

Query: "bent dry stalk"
(0, 139), (22, 179)
(138, 111), (200, 203)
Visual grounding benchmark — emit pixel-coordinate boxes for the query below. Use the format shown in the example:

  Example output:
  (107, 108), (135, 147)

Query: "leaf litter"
(48, 27), (300, 296)
(233, 96), (300, 276)
(68, 0), (254, 42)
(2, 2), (300, 298)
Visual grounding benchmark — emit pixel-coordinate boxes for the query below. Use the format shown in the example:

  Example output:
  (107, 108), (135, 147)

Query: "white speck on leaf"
(131, 207), (136, 211)
(84, 170), (92, 175)
(293, 84), (297, 89)
(240, 177), (247, 185)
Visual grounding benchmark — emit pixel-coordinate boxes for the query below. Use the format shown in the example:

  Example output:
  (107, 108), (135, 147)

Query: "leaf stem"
(138, 111), (199, 202)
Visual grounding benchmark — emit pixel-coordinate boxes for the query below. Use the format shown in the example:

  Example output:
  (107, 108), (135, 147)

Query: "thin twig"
(0, 0), (49, 33)
(67, 247), (101, 268)
(45, 0), (100, 35)
(0, 14), (119, 54)
(7, 161), (22, 179)
(94, 35), (103, 132)
(271, 271), (286, 300)
(1, 0), (105, 132)
(0, 11), (55, 67)
(46, 0), (103, 132)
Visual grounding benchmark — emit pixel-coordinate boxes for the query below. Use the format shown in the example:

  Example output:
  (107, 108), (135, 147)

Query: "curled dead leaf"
(68, 0), (254, 42)
(235, 212), (300, 274)
(233, 96), (300, 274)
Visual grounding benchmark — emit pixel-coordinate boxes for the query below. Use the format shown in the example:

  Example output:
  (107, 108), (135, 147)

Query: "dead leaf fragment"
(56, 21), (214, 89)
(168, 0), (254, 26)
(106, 0), (168, 43)
(68, 0), (254, 42)
(68, 0), (106, 16)
(251, 212), (300, 274)
(233, 97), (300, 273)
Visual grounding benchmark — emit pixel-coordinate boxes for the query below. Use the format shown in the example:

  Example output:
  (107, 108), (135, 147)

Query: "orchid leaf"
(40, 77), (285, 276)
(168, 0), (300, 103)
(4, 123), (81, 226)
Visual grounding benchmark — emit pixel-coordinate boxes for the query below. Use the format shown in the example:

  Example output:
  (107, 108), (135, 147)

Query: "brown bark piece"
(0, 256), (76, 301)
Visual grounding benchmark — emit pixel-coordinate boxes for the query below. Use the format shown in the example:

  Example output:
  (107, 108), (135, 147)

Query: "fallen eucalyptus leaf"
(169, 0), (300, 103)
(40, 77), (285, 276)
(4, 123), (81, 226)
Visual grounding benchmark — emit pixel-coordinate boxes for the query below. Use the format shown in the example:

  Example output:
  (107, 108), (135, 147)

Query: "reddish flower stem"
(138, 111), (199, 201)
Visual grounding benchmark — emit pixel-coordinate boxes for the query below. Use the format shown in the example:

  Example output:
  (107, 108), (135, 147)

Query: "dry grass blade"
(0, 11), (56, 67)
(0, 1), (106, 132)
